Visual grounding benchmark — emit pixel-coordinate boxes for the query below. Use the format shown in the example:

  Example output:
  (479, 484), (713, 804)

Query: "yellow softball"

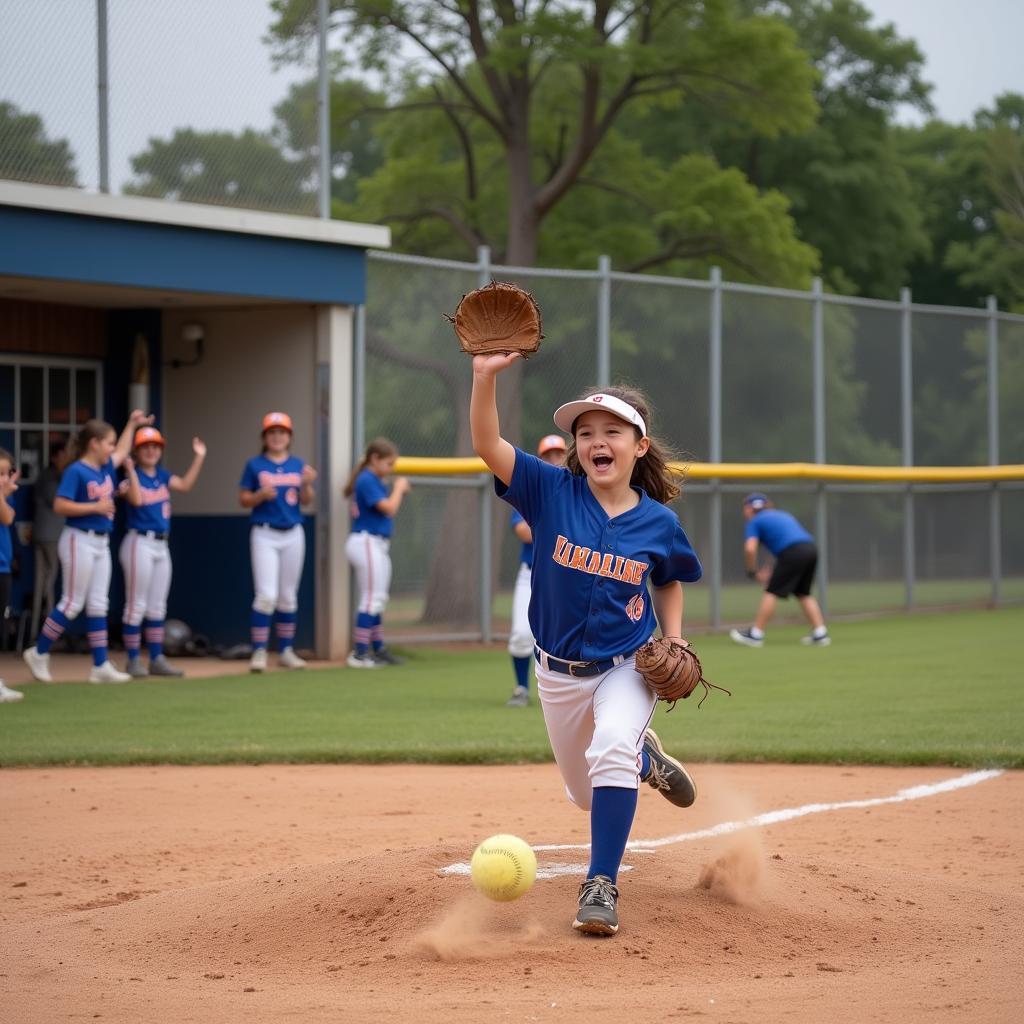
(470, 834), (538, 902)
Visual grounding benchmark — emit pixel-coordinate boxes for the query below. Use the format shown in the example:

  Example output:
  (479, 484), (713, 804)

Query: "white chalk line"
(441, 768), (1003, 880)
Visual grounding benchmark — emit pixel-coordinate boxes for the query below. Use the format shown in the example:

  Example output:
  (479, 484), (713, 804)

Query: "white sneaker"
(0, 681), (25, 703)
(89, 661), (131, 684)
(250, 647), (268, 673)
(278, 647), (307, 669)
(346, 652), (378, 669)
(729, 628), (765, 648)
(23, 646), (53, 683)
(800, 632), (832, 646)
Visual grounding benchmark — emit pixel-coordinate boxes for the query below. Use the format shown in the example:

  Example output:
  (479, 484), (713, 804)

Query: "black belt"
(130, 529), (168, 541)
(71, 527), (109, 537)
(534, 646), (627, 678)
(255, 522), (295, 532)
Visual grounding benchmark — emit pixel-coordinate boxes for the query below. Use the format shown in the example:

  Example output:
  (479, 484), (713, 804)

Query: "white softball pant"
(508, 562), (535, 658)
(345, 531), (391, 615)
(119, 531), (172, 625)
(250, 524), (305, 614)
(56, 526), (112, 618)
(535, 654), (656, 810)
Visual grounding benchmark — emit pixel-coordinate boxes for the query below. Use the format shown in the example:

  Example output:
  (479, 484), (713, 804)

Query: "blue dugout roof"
(0, 181), (390, 306)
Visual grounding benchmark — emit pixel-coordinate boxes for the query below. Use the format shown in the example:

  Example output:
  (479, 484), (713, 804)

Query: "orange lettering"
(568, 546), (592, 570)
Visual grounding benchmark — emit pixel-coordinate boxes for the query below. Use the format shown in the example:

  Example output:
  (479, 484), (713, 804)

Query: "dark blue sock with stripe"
(354, 612), (374, 656)
(587, 786), (638, 883)
(86, 616), (108, 667)
(37, 608), (71, 654)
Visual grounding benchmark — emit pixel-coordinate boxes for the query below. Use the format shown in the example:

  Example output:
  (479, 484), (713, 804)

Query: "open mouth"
(592, 454), (613, 470)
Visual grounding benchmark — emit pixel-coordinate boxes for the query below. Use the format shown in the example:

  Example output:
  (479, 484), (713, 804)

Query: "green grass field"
(1, 607), (1021, 769)
(387, 577), (1024, 636)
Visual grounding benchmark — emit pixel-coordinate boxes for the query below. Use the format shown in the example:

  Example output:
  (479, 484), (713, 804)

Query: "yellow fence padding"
(394, 457), (1024, 484)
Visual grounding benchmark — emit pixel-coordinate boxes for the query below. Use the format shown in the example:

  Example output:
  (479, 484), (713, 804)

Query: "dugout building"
(0, 180), (390, 659)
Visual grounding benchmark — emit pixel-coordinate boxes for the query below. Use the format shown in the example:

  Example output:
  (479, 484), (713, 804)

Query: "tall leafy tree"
(124, 128), (310, 214)
(945, 96), (1024, 312)
(0, 102), (77, 186)
(269, 0), (819, 270)
(272, 78), (387, 205)
(633, 0), (933, 298)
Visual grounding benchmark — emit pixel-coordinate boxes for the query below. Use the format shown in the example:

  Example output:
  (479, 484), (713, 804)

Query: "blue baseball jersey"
(497, 449), (702, 662)
(0, 521), (11, 573)
(57, 459), (117, 533)
(349, 468), (394, 538)
(125, 467), (173, 533)
(240, 455), (306, 529)
(511, 509), (533, 567)
(744, 508), (813, 556)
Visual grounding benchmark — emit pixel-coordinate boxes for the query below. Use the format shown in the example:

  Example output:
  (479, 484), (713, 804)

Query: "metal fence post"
(317, 0), (331, 220)
(812, 276), (828, 615)
(709, 266), (723, 630)
(96, 0), (110, 194)
(597, 255), (611, 388)
(480, 475), (493, 642)
(353, 303), (366, 459)
(477, 245), (491, 287)
(987, 295), (1001, 606)
(900, 286), (915, 609)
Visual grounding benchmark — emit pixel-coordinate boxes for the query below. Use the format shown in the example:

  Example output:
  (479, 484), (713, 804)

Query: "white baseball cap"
(553, 393), (647, 438)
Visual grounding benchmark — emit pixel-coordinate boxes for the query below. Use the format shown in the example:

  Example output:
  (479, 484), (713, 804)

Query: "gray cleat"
(505, 686), (530, 708)
(573, 875), (619, 936)
(149, 655), (184, 677)
(641, 728), (697, 808)
(125, 659), (149, 679)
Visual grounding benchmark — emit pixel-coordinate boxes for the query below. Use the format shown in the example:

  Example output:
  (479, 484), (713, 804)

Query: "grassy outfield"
(0, 607), (1021, 768)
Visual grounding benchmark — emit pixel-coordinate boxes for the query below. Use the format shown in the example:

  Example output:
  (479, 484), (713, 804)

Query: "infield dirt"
(2, 763), (1021, 1023)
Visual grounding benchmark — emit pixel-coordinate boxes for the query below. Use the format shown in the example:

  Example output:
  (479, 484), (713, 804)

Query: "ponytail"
(343, 437), (399, 497)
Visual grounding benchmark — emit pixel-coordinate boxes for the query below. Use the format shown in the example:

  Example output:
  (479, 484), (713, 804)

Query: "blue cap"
(743, 492), (769, 511)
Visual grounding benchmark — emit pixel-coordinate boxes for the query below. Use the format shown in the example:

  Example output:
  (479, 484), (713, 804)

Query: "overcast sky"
(1, 0), (1022, 194)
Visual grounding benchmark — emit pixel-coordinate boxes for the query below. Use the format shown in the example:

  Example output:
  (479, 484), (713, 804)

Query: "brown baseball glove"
(634, 638), (730, 710)
(445, 280), (543, 358)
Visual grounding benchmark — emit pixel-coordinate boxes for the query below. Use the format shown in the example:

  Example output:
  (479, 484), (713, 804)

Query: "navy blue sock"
(588, 786), (638, 883)
(354, 612), (374, 656)
(640, 749), (651, 779)
(512, 655), (530, 689)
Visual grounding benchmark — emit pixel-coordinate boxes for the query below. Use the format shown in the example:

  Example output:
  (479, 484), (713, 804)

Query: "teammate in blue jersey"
(119, 426), (207, 678)
(240, 412), (317, 673)
(343, 437), (410, 668)
(472, 352), (704, 937)
(24, 411), (152, 684)
(729, 492), (830, 647)
(0, 447), (25, 702)
(506, 433), (567, 707)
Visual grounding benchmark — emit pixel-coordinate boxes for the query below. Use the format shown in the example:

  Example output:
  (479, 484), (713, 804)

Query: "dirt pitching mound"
(3, 764), (1022, 1023)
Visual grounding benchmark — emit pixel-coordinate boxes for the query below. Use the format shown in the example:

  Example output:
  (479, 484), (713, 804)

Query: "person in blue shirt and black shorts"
(729, 492), (831, 647)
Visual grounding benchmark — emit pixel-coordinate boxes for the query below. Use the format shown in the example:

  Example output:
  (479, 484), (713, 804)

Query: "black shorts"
(766, 542), (818, 599)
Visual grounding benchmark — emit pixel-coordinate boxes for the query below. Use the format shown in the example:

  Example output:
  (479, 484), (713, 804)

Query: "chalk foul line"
(441, 769), (1003, 880)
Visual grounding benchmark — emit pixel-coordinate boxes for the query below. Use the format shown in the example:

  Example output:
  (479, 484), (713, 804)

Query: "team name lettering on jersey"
(139, 484), (171, 505)
(551, 534), (649, 586)
(258, 471), (304, 488)
(86, 478), (114, 500)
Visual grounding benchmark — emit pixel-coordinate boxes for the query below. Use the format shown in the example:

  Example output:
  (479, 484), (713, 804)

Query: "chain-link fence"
(362, 250), (1024, 641)
(1, 0), (320, 212)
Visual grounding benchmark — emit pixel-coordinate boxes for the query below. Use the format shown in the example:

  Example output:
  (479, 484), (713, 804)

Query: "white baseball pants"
(56, 526), (112, 618)
(345, 531), (391, 615)
(507, 562), (535, 657)
(119, 531), (172, 625)
(535, 655), (656, 810)
(250, 524), (305, 614)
